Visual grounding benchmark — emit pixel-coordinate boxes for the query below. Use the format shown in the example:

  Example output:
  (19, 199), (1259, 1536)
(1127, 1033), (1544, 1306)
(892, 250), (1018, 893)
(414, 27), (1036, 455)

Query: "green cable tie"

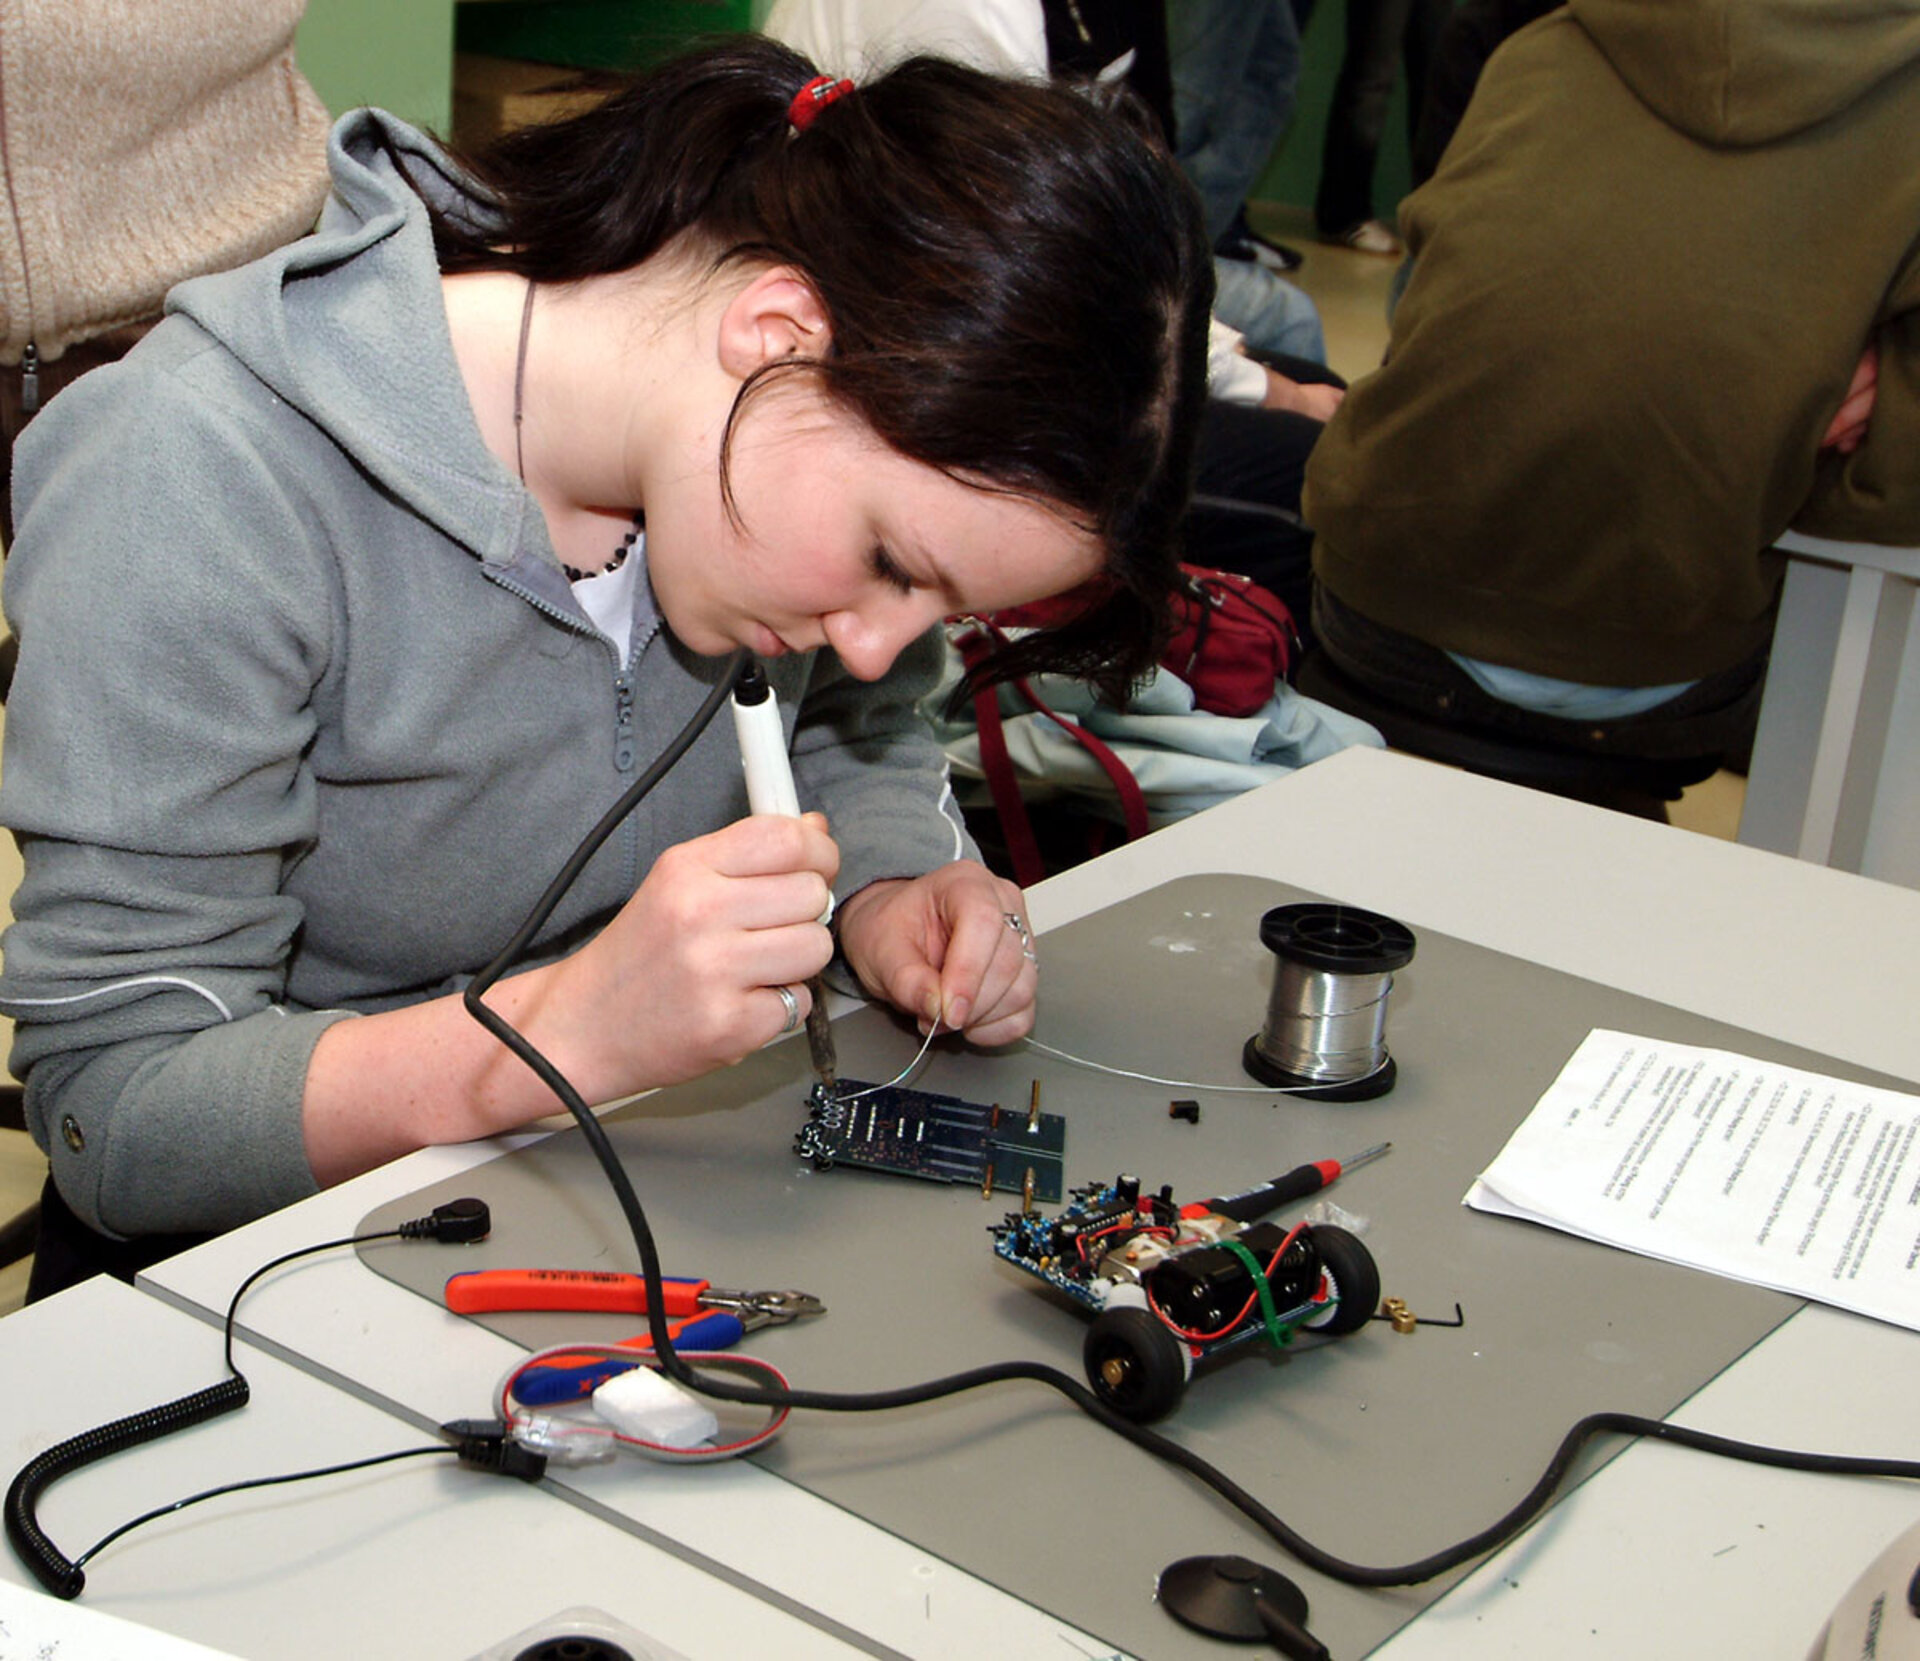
(1217, 1235), (1291, 1350)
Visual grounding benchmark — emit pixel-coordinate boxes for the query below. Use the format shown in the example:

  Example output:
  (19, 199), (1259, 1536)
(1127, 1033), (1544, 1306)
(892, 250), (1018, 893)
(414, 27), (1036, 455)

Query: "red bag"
(1160, 567), (1300, 717)
(985, 564), (1299, 718)
(947, 565), (1300, 887)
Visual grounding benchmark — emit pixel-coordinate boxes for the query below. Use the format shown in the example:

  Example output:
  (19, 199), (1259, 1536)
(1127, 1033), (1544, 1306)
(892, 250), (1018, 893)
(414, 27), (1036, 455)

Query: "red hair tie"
(789, 74), (854, 132)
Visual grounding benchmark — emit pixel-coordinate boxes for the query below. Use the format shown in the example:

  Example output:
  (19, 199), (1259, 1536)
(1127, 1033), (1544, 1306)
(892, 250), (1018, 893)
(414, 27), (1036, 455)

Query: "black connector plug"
(441, 1418), (547, 1482)
(397, 1197), (491, 1243)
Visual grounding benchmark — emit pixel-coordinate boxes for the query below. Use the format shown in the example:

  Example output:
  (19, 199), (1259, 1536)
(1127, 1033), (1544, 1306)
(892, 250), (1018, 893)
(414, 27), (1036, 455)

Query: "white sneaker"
(1326, 219), (1402, 256)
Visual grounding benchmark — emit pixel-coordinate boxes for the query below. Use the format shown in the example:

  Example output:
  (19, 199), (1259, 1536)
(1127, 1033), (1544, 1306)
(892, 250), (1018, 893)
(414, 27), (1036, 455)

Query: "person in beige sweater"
(0, 0), (332, 540)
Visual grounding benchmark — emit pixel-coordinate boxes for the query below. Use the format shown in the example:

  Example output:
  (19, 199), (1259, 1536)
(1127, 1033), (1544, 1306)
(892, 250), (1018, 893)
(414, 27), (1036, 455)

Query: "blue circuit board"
(795, 1080), (1065, 1202)
(991, 1175), (1154, 1311)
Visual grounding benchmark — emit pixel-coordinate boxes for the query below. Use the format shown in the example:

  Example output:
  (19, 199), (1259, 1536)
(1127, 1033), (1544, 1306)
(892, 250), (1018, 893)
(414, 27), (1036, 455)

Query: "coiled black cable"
(6, 1204), (489, 1598)
(5, 1378), (251, 1599)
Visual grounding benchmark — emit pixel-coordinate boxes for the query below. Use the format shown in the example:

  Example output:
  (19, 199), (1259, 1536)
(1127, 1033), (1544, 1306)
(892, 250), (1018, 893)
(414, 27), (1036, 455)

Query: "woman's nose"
(823, 599), (943, 681)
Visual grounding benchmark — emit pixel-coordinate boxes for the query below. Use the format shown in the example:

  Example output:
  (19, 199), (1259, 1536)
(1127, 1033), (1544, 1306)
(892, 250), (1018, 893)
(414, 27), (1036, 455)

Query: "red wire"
(1076, 1219), (1174, 1265)
(1148, 1222), (1309, 1342)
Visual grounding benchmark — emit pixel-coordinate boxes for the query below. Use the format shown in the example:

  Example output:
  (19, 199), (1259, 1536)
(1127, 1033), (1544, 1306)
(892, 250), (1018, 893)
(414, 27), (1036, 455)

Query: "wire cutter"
(443, 1269), (825, 1407)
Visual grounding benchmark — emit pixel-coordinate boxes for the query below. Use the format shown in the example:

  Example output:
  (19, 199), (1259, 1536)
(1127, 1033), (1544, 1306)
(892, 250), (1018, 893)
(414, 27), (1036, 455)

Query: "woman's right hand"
(536, 812), (841, 1102)
(304, 813), (839, 1187)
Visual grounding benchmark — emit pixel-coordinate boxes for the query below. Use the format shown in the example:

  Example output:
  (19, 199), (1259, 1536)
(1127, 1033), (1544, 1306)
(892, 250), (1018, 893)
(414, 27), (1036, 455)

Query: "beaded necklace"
(511, 279), (643, 581)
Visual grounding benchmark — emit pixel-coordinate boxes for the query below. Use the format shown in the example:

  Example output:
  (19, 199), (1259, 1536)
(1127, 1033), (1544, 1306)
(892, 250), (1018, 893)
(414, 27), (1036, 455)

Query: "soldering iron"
(729, 660), (838, 1090)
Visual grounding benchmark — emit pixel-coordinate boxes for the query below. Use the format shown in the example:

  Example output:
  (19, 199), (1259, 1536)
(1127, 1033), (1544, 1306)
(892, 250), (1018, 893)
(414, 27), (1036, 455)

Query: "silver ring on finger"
(773, 983), (801, 1035)
(1004, 912), (1037, 964)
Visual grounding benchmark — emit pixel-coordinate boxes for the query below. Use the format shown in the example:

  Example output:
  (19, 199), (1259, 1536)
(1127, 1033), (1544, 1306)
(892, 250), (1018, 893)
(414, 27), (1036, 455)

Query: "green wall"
(293, 0), (775, 136)
(296, 0), (459, 134)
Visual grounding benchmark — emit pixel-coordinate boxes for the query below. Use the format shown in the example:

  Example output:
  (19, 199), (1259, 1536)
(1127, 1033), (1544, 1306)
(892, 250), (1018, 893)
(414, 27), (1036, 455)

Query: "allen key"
(1372, 1298), (1466, 1331)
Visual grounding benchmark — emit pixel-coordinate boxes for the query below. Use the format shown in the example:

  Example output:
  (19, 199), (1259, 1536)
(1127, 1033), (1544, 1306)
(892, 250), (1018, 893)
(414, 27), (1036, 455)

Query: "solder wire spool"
(1242, 903), (1416, 1101)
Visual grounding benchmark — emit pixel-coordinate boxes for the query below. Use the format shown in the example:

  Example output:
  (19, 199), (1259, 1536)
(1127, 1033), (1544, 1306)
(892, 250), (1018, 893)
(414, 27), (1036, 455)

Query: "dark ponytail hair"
(432, 36), (1211, 701)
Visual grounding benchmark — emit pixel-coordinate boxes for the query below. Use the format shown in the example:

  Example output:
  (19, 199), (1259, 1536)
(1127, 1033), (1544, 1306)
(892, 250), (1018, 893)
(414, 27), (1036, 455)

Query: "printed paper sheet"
(1466, 1029), (1920, 1330)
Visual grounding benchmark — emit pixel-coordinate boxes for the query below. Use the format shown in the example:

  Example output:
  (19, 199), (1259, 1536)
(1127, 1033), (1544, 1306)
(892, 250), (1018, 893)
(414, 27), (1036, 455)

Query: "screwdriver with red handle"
(1178, 1142), (1391, 1223)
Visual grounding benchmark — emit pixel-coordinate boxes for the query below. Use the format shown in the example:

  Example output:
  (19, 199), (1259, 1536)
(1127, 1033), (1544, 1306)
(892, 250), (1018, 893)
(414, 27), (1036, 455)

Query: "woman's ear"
(716, 266), (832, 381)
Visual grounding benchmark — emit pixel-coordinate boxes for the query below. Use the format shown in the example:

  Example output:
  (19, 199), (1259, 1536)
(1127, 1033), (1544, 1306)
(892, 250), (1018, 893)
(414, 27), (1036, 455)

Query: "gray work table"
(30, 745), (1920, 1658)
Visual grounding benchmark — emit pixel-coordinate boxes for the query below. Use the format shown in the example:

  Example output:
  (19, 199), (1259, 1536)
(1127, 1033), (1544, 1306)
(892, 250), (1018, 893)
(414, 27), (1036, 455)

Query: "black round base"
(1158, 1554), (1311, 1644)
(1242, 1034), (1398, 1100)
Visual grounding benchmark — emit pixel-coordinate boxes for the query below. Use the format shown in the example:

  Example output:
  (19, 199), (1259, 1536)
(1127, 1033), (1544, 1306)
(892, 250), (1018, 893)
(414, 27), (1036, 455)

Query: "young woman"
(0, 37), (1209, 1289)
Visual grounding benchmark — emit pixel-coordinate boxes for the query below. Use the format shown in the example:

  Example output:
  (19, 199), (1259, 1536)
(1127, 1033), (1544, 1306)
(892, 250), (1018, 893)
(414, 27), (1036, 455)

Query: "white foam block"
(592, 1364), (720, 1449)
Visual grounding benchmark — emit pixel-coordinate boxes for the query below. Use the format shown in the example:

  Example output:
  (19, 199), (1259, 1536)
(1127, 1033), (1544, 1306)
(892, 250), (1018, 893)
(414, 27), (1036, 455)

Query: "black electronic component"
(992, 1175), (1180, 1302)
(442, 1419), (549, 1482)
(1047, 1180), (1146, 1265)
(1146, 1222), (1319, 1333)
(795, 1079), (1065, 1201)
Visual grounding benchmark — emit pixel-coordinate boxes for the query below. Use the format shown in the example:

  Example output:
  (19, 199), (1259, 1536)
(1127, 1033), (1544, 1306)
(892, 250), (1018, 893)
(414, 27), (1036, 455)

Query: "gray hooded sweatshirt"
(0, 111), (970, 1237)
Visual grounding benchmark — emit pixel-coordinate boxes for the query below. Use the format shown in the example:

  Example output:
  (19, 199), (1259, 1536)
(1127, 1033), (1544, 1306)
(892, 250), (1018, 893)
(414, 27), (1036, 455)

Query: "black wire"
(464, 650), (752, 1012)
(458, 648), (1920, 1591)
(71, 1446), (454, 1571)
(223, 1230), (405, 1375)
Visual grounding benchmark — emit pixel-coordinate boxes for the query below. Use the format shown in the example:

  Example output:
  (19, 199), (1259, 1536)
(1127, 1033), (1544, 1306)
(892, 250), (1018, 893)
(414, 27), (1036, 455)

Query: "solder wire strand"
(832, 1016), (943, 1102)
(459, 645), (1920, 1592)
(1253, 962), (1395, 1084)
(1019, 1036), (1389, 1095)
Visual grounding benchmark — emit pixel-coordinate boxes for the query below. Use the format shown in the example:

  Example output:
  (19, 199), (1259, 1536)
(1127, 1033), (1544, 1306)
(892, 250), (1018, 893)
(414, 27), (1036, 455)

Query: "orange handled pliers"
(443, 1269), (825, 1406)
(444, 1268), (822, 1320)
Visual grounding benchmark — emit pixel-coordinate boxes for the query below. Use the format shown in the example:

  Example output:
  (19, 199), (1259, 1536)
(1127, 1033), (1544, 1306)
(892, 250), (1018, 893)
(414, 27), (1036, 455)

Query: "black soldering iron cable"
(462, 647), (1920, 1592)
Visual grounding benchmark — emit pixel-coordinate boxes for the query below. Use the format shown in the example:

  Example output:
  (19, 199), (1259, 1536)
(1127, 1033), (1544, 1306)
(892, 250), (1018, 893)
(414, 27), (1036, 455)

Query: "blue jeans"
(1211, 254), (1326, 363)
(1169, 0), (1304, 246)
(1310, 586), (1766, 764)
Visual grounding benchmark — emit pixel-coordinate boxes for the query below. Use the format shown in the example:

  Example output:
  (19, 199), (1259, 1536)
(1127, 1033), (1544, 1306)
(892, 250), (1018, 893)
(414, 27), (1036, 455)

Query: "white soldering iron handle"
(730, 662), (832, 923)
(731, 664), (802, 818)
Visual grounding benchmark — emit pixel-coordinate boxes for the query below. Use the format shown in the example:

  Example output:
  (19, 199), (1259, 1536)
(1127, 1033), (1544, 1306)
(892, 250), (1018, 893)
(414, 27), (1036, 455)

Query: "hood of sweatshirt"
(162, 109), (536, 564)
(1569, 0), (1920, 144)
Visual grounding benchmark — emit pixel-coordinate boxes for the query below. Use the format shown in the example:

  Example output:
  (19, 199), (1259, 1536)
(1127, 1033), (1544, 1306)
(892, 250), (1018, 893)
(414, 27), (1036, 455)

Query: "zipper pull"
(612, 670), (636, 772)
(20, 342), (39, 415)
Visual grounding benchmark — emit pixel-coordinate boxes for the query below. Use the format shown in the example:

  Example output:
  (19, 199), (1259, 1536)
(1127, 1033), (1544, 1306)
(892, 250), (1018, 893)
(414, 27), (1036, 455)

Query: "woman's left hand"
(834, 861), (1038, 1047)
